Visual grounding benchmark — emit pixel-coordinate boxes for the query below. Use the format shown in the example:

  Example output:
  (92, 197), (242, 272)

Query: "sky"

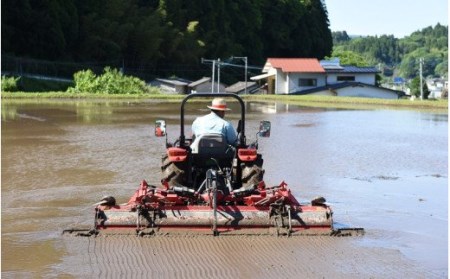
(325, 0), (448, 38)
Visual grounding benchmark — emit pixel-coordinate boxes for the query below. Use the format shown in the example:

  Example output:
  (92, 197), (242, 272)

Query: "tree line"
(1, 0), (332, 82)
(331, 24), (448, 79)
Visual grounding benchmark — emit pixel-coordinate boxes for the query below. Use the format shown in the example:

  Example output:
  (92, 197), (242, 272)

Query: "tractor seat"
(190, 133), (234, 166)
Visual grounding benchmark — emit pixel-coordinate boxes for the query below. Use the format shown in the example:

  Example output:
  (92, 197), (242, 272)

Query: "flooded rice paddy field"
(2, 99), (448, 278)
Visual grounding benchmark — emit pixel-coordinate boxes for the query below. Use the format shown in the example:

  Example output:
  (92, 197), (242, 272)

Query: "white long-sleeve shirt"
(191, 112), (237, 145)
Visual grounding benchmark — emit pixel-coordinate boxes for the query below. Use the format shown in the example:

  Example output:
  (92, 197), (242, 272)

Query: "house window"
(299, 78), (317, 87)
(337, 76), (355, 81)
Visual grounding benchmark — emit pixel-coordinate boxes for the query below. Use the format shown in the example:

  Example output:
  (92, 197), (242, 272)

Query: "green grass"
(1, 91), (182, 100)
(242, 94), (448, 110)
(1, 91), (448, 111)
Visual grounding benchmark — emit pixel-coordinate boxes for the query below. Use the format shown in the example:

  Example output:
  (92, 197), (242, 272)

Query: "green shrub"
(67, 69), (99, 93)
(1, 76), (20, 92)
(68, 67), (149, 94)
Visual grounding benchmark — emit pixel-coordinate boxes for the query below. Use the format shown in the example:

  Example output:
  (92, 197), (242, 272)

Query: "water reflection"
(2, 100), (125, 123)
(1, 104), (18, 121)
(1, 99), (448, 276)
(1, 100), (328, 124)
(245, 101), (335, 114)
(419, 112), (448, 123)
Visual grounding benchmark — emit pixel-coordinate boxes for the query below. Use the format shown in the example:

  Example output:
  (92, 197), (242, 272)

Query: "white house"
(252, 57), (404, 99)
(252, 58), (326, 94)
(296, 82), (404, 99)
(321, 58), (378, 85)
(427, 78), (447, 99)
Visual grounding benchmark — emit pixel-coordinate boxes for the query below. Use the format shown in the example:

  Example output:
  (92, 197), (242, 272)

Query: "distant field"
(243, 94), (449, 110)
(1, 91), (180, 99)
(1, 92), (448, 111)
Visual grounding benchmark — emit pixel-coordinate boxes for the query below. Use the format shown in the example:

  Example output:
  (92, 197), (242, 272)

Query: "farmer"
(191, 98), (237, 145)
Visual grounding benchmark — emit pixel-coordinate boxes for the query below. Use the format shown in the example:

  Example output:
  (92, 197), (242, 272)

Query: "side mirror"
(258, 121), (271, 137)
(155, 120), (166, 137)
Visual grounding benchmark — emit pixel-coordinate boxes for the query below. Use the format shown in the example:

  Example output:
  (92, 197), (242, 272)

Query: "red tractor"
(159, 93), (267, 202)
(64, 94), (363, 237)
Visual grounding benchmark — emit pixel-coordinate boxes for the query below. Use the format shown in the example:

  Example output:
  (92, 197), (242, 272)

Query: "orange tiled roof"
(266, 58), (325, 73)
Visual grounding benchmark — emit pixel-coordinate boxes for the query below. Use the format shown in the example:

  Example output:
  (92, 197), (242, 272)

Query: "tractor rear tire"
(241, 156), (264, 189)
(161, 154), (187, 186)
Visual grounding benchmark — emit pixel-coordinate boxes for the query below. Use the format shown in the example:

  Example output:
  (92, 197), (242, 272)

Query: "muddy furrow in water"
(60, 235), (439, 279)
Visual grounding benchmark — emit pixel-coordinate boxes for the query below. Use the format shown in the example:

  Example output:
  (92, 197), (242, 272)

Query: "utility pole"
(419, 57), (424, 100)
(201, 58), (217, 93)
(231, 56), (248, 94)
(217, 58), (221, 93)
(244, 57), (247, 94)
(212, 60), (215, 93)
(204, 56), (252, 94)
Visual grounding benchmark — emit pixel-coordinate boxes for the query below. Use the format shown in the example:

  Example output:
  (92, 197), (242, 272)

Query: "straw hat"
(207, 98), (231, 111)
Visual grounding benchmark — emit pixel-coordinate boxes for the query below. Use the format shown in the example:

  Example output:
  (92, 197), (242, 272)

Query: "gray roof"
(156, 78), (190, 86)
(225, 81), (257, 93)
(326, 65), (380, 74)
(189, 77), (210, 87)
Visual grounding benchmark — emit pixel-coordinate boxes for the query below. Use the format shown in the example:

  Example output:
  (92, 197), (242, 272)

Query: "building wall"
(327, 73), (376, 85)
(309, 85), (399, 99)
(275, 72), (326, 94)
(426, 80), (446, 99)
(192, 82), (226, 93)
(275, 71), (287, 94)
(288, 73), (326, 93)
(268, 77), (275, 94)
(159, 84), (185, 94)
(428, 89), (443, 99)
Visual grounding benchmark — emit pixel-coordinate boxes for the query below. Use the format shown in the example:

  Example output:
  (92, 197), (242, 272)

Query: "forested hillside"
(332, 24), (448, 79)
(1, 0), (332, 81)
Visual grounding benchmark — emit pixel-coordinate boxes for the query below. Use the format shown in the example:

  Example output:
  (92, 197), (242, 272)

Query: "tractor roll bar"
(179, 93), (245, 147)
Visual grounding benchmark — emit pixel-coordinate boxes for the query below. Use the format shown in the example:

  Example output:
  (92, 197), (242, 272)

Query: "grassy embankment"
(1, 91), (448, 111)
(243, 94), (448, 111)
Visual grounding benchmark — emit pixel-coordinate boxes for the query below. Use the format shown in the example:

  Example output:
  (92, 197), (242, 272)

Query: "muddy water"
(2, 99), (447, 278)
